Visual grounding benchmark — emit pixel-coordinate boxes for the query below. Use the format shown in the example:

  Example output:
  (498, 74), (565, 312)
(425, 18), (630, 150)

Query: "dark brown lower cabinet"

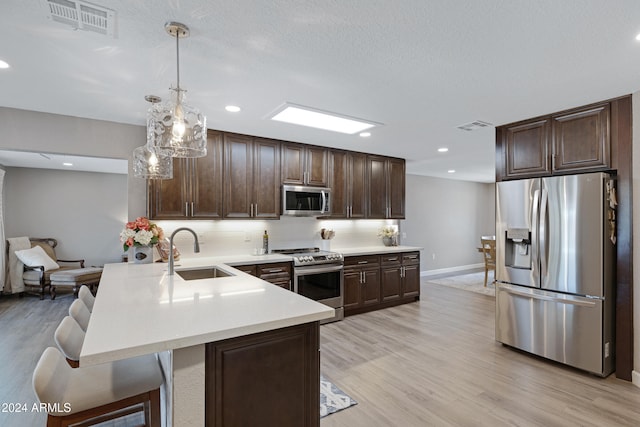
(231, 262), (292, 290)
(205, 322), (320, 427)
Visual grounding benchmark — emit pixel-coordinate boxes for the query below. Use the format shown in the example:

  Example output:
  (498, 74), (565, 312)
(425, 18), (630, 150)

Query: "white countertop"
(80, 258), (334, 366)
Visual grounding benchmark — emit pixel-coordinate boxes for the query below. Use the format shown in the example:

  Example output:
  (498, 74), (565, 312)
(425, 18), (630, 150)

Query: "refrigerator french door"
(495, 172), (616, 376)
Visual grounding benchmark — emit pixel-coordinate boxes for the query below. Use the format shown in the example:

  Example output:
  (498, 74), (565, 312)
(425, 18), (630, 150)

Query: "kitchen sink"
(175, 267), (234, 281)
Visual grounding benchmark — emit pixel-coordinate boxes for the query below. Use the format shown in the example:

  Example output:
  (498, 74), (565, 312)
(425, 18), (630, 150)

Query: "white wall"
(4, 167), (127, 266)
(402, 174), (495, 275)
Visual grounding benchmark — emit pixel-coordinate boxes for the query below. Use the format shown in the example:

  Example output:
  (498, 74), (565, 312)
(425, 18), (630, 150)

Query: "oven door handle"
(294, 264), (344, 277)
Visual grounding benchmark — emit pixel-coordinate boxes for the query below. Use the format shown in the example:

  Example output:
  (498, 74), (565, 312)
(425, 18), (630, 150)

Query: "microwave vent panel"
(456, 120), (493, 131)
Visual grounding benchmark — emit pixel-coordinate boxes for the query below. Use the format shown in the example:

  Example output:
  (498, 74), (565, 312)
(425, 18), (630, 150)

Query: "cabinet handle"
(362, 271), (366, 284)
(185, 202), (189, 216)
(359, 271), (364, 283)
(357, 261), (368, 264)
(250, 204), (254, 217)
(254, 204), (258, 217)
(401, 266), (405, 278)
(191, 202), (194, 217)
(263, 268), (284, 273)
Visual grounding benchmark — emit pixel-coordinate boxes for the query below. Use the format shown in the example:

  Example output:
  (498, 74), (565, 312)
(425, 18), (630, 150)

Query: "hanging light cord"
(175, 29), (181, 92)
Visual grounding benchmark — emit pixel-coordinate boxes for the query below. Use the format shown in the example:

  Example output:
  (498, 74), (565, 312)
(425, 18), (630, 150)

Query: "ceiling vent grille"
(456, 120), (493, 132)
(42, 0), (116, 37)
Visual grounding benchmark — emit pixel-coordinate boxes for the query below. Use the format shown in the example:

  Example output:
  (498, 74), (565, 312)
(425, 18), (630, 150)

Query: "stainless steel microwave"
(282, 185), (331, 216)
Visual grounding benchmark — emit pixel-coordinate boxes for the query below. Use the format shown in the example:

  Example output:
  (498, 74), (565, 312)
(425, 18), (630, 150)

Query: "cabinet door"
(223, 134), (253, 219)
(402, 263), (420, 298)
(253, 138), (280, 218)
(380, 265), (402, 302)
(388, 158), (405, 219)
(362, 269), (381, 306)
(552, 104), (610, 172)
(306, 147), (328, 187)
(148, 158), (189, 219)
(281, 143), (305, 185)
(343, 268), (362, 311)
(348, 153), (367, 219)
(327, 150), (348, 218)
(504, 119), (551, 178)
(366, 155), (388, 218)
(191, 130), (223, 218)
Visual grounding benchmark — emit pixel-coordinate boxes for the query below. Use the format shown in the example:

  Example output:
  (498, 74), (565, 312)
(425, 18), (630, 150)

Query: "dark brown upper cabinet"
(148, 130), (223, 219)
(366, 155), (405, 219)
(223, 133), (280, 219)
(552, 103), (610, 172)
(496, 99), (619, 181)
(281, 143), (328, 187)
(326, 150), (366, 219)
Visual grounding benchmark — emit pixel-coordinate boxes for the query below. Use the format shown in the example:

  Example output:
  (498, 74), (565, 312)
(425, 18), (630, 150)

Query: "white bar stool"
(54, 316), (84, 368)
(68, 299), (91, 332)
(33, 347), (163, 427)
(78, 285), (95, 312)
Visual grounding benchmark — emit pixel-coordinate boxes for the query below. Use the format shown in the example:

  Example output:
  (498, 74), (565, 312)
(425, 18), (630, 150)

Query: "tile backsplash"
(155, 217), (400, 258)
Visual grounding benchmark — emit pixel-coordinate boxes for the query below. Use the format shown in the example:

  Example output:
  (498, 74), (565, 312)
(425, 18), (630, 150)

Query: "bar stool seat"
(78, 285), (95, 312)
(54, 316), (84, 368)
(69, 299), (91, 332)
(33, 347), (163, 426)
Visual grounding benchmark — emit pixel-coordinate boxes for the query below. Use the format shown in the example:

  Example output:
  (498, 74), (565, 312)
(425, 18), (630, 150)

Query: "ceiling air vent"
(456, 120), (493, 132)
(42, 0), (116, 37)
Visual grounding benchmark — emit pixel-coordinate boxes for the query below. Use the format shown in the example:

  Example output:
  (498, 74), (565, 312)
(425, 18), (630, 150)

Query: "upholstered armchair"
(19, 238), (85, 300)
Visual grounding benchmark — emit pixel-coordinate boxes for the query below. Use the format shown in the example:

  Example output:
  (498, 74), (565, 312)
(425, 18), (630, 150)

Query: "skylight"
(269, 103), (381, 134)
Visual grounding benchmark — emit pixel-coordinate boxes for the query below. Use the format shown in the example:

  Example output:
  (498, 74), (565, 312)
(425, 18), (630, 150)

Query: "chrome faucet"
(168, 227), (200, 275)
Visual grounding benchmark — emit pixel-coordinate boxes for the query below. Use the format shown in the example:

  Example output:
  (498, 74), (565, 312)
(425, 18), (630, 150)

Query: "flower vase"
(382, 236), (395, 246)
(132, 245), (153, 264)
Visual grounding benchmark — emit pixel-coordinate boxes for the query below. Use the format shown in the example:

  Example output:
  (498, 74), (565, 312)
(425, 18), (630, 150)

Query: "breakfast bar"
(80, 259), (334, 426)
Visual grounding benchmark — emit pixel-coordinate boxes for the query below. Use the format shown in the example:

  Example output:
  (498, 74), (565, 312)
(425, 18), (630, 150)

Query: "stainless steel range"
(273, 248), (344, 323)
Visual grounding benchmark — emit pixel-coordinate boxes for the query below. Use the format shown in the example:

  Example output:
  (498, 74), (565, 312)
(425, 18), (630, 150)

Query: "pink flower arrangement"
(119, 217), (164, 252)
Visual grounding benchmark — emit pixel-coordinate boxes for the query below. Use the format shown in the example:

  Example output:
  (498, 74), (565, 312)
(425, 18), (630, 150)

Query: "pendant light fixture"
(133, 95), (173, 179)
(147, 22), (207, 158)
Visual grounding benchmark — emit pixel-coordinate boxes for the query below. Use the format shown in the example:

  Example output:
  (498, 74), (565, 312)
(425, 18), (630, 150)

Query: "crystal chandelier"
(148, 21), (206, 159)
(132, 95), (174, 179)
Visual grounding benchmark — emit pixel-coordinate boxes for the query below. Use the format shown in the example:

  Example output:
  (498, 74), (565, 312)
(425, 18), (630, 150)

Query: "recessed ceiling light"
(437, 147), (448, 153)
(359, 132), (371, 137)
(269, 103), (381, 134)
(63, 162), (73, 167)
(0, 60), (9, 69)
(447, 169), (455, 173)
(636, 33), (640, 41)
(225, 105), (241, 113)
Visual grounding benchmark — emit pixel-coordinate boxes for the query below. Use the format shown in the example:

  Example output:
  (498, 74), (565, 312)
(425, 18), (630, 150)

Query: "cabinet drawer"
(344, 255), (380, 268)
(234, 264), (257, 276)
(380, 254), (402, 265)
(402, 252), (420, 265)
(257, 262), (291, 276)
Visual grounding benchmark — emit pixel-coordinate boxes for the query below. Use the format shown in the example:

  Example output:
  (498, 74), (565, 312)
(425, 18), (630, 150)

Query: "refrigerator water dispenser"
(504, 228), (531, 269)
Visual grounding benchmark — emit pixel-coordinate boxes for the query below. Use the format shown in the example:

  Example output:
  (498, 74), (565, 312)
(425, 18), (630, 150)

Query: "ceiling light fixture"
(269, 103), (381, 134)
(636, 33), (640, 41)
(359, 132), (371, 137)
(437, 147), (448, 152)
(0, 60), (9, 69)
(225, 105), (241, 112)
(63, 162), (73, 167)
(146, 22), (207, 159)
(447, 169), (456, 173)
(133, 96), (173, 179)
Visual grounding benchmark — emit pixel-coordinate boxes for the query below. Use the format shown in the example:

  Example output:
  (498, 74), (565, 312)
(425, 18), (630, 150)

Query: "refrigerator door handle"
(501, 285), (597, 308)
(539, 187), (549, 281)
(531, 189), (540, 281)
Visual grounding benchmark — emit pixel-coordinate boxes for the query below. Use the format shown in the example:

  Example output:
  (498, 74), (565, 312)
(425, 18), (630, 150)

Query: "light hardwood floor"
(2, 280), (640, 426)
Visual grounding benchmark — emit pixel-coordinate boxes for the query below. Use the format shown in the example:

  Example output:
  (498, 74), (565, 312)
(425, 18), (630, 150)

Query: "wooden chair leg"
(51, 285), (57, 300)
(484, 268), (488, 287)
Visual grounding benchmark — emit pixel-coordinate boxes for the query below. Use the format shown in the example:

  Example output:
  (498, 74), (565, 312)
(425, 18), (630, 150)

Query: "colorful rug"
(320, 374), (358, 418)
(425, 271), (495, 297)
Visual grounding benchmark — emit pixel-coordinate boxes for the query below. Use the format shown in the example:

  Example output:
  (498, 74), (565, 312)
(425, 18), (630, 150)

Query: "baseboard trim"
(421, 263), (484, 277)
(632, 370), (640, 388)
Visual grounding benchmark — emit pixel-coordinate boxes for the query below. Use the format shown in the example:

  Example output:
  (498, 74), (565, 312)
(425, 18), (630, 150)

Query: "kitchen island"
(80, 258), (334, 426)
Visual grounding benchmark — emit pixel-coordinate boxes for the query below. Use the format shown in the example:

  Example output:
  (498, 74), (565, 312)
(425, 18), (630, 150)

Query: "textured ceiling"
(1, 1), (640, 182)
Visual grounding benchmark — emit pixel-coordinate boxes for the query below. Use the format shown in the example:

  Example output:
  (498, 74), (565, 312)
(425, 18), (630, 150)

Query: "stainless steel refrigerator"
(495, 172), (616, 376)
